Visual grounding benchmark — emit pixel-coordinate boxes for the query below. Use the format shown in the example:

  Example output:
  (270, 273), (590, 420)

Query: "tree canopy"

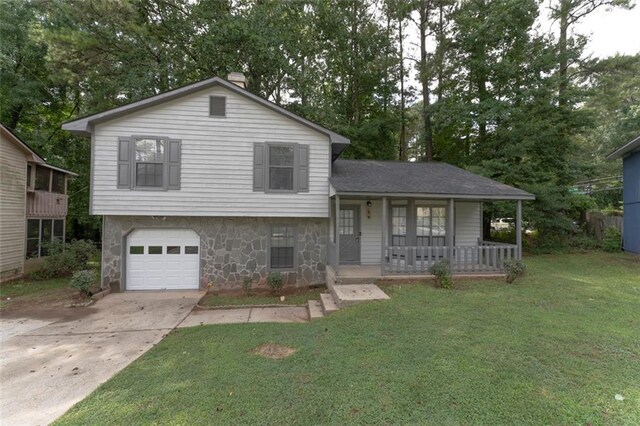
(1, 0), (637, 244)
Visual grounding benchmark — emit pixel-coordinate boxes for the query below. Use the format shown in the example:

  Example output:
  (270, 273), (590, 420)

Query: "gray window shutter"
(209, 96), (226, 117)
(297, 145), (309, 192)
(253, 143), (266, 191)
(117, 137), (131, 189)
(167, 139), (181, 190)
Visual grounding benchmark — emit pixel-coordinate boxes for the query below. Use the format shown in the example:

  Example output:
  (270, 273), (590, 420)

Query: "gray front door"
(339, 205), (360, 264)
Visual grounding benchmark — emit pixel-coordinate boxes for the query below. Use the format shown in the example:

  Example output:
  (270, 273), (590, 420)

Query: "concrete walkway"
(178, 306), (309, 327)
(0, 291), (203, 426)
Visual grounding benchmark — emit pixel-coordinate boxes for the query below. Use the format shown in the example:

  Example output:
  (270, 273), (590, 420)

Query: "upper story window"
(253, 142), (309, 193)
(117, 136), (181, 190)
(209, 96), (226, 117)
(135, 138), (165, 187)
(35, 166), (50, 191)
(31, 166), (67, 193)
(268, 145), (295, 191)
(51, 171), (66, 194)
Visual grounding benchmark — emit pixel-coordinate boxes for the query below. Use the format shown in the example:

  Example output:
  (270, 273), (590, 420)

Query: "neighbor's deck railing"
(384, 244), (517, 274)
(26, 191), (68, 218)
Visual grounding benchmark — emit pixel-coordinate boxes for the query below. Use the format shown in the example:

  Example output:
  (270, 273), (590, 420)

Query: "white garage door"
(126, 229), (200, 290)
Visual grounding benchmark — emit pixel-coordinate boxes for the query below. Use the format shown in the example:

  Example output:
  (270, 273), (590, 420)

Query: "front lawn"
(56, 253), (640, 425)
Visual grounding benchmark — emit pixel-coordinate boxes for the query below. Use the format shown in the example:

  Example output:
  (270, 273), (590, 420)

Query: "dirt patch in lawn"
(251, 343), (297, 359)
(1, 305), (97, 321)
(0, 279), (98, 320)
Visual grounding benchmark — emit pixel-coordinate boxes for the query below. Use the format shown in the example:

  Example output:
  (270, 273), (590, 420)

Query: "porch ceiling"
(330, 159), (534, 200)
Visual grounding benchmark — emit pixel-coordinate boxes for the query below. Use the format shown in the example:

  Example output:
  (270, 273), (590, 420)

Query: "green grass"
(0, 277), (72, 310)
(202, 287), (325, 307)
(55, 253), (640, 425)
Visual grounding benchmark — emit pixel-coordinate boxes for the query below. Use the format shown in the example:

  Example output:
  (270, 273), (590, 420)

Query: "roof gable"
(1, 123), (44, 163)
(61, 76), (349, 156)
(606, 135), (640, 160)
(0, 123), (77, 176)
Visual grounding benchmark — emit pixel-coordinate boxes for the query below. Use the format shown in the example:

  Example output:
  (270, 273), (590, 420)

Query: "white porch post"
(335, 195), (340, 274)
(381, 196), (388, 276)
(516, 199), (522, 260)
(447, 198), (455, 270)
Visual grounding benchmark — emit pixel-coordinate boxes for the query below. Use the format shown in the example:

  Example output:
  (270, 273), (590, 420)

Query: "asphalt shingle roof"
(330, 159), (534, 199)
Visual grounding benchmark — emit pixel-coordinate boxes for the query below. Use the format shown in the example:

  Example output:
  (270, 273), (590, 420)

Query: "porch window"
(51, 171), (66, 194)
(269, 225), (296, 269)
(391, 206), (407, 246)
(416, 206), (446, 247)
(35, 166), (50, 191)
(26, 218), (65, 259)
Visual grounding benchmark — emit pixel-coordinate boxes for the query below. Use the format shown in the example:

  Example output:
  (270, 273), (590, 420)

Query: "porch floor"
(338, 264), (434, 280)
(338, 265), (383, 278)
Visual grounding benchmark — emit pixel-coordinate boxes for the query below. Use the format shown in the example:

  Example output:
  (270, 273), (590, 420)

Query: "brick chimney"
(227, 72), (246, 89)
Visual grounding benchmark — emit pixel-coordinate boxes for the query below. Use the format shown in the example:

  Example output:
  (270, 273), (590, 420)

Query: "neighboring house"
(607, 135), (640, 254)
(62, 73), (534, 292)
(0, 124), (77, 282)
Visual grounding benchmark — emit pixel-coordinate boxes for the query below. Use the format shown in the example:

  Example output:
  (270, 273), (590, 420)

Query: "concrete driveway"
(0, 291), (203, 426)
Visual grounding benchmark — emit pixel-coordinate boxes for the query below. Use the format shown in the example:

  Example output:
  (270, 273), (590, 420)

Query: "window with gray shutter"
(117, 136), (181, 190)
(253, 143), (310, 193)
(134, 138), (165, 187)
(209, 96), (226, 117)
(253, 143), (266, 191)
(167, 139), (181, 189)
(298, 145), (309, 192)
(117, 137), (132, 188)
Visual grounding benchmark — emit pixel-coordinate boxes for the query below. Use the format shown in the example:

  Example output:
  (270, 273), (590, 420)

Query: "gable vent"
(209, 96), (226, 117)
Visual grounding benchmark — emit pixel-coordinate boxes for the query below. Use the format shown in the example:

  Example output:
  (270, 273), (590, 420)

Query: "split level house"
(0, 124), (77, 282)
(62, 73), (534, 292)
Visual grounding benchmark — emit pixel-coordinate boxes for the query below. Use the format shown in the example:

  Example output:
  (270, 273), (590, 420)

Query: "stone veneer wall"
(102, 216), (328, 292)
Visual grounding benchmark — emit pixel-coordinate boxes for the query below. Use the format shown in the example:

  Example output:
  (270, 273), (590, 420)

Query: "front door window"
(391, 206), (407, 246)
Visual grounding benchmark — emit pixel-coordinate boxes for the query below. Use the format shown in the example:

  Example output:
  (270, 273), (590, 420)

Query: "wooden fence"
(585, 212), (623, 241)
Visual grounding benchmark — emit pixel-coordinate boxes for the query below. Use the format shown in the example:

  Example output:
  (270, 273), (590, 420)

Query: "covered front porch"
(327, 160), (535, 279)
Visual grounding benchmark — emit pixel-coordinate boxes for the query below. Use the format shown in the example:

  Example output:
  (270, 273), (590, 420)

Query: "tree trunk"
(419, 0), (433, 161)
(558, 0), (569, 107)
(399, 15), (407, 161)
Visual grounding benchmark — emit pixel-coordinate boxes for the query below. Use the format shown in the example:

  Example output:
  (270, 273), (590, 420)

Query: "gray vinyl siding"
(92, 86), (330, 217)
(353, 199), (383, 265)
(454, 202), (481, 246)
(340, 199), (481, 264)
(0, 134), (27, 277)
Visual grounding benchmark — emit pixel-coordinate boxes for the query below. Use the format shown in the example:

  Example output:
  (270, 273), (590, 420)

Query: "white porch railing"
(384, 244), (517, 274)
